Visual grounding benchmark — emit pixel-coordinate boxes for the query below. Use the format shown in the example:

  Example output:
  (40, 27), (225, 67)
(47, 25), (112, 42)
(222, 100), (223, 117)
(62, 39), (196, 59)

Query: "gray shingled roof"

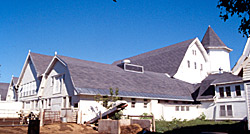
(112, 38), (195, 77)
(57, 55), (194, 100)
(201, 26), (227, 49)
(30, 52), (53, 75)
(0, 83), (9, 101)
(194, 72), (242, 100)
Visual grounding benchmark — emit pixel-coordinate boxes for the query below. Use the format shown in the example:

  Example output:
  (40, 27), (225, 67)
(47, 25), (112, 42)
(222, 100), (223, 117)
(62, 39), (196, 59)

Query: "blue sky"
(0, 0), (248, 83)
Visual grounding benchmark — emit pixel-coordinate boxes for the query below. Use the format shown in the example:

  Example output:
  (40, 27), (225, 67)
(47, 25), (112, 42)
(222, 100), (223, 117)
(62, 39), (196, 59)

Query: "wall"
(208, 49), (231, 73)
(174, 42), (208, 84)
(0, 101), (23, 118)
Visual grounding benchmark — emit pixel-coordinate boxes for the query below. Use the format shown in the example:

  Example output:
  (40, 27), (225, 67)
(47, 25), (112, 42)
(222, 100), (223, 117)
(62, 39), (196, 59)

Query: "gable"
(20, 59), (37, 85)
(173, 38), (209, 83)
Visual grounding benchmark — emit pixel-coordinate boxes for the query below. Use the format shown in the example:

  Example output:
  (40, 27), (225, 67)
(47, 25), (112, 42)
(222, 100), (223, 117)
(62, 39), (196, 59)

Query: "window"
(186, 106), (190, 111)
(187, 60), (190, 68)
(74, 103), (78, 108)
(48, 99), (51, 107)
(219, 87), (224, 98)
(175, 106), (179, 111)
(220, 105), (233, 117)
(220, 105), (226, 116)
(181, 106), (185, 111)
(235, 85), (241, 96)
(226, 86), (231, 97)
(144, 99), (148, 108)
(200, 64), (203, 71)
(194, 62), (197, 69)
(192, 50), (196, 55)
(63, 97), (66, 108)
(227, 105), (233, 116)
(53, 75), (64, 94)
(131, 98), (136, 108)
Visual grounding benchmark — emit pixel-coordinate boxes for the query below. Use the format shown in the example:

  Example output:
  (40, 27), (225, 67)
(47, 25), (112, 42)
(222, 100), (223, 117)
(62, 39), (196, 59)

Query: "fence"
(43, 110), (61, 125)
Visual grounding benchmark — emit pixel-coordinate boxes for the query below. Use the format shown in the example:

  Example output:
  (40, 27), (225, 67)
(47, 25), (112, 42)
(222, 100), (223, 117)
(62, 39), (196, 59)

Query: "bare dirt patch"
(0, 123), (98, 134)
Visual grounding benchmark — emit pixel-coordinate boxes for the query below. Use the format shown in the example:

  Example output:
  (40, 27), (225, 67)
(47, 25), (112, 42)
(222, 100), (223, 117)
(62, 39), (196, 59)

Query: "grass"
(155, 114), (240, 133)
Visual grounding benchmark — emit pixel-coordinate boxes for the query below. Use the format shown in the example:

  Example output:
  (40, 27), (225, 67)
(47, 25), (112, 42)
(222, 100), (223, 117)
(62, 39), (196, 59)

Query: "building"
(12, 26), (247, 123)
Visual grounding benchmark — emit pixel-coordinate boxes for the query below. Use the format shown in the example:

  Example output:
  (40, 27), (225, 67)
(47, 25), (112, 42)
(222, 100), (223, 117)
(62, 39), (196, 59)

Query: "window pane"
(186, 106), (189, 111)
(220, 105), (226, 116)
(219, 87), (224, 98)
(175, 106), (179, 111)
(227, 105), (233, 116)
(226, 87), (231, 97)
(235, 85), (241, 96)
(181, 106), (185, 111)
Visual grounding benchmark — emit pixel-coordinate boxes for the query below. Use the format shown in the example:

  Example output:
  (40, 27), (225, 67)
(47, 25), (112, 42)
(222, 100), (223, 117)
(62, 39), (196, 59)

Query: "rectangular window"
(186, 106), (190, 111)
(219, 87), (224, 98)
(187, 60), (190, 68)
(131, 98), (136, 108)
(63, 97), (66, 108)
(220, 105), (226, 116)
(194, 62), (197, 69)
(53, 75), (63, 94)
(143, 99), (148, 108)
(181, 106), (185, 111)
(48, 99), (51, 107)
(235, 85), (241, 96)
(227, 105), (233, 116)
(201, 64), (203, 71)
(226, 86), (231, 97)
(175, 106), (179, 111)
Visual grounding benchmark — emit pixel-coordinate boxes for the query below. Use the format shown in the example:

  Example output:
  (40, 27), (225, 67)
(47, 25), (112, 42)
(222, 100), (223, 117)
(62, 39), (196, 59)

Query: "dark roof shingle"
(0, 83), (9, 101)
(30, 52), (53, 75)
(201, 26), (227, 49)
(58, 55), (194, 100)
(112, 39), (195, 77)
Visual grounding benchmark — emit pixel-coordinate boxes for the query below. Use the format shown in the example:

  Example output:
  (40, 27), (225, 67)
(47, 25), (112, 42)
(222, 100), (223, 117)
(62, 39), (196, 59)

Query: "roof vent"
(122, 59), (131, 64)
(124, 63), (144, 73)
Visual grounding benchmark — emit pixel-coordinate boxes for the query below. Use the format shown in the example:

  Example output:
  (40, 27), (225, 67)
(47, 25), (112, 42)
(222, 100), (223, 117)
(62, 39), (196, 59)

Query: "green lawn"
(155, 115), (244, 133)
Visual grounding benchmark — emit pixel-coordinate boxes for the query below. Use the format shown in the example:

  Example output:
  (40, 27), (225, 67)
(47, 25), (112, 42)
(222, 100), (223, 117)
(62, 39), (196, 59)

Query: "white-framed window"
(220, 105), (233, 117)
(194, 62), (197, 69)
(144, 99), (148, 108)
(187, 60), (190, 68)
(175, 106), (179, 111)
(225, 86), (231, 97)
(219, 87), (224, 98)
(200, 64), (203, 71)
(131, 98), (136, 108)
(235, 85), (241, 96)
(52, 74), (64, 94)
(63, 97), (66, 108)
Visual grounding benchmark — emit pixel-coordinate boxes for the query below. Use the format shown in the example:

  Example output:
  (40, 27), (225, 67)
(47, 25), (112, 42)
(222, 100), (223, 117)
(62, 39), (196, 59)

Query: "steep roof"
(57, 55), (195, 100)
(194, 72), (242, 100)
(201, 26), (229, 49)
(0, 83), (9, 100)
(30, 52), (53, 75)
(112, 38), (195, 77)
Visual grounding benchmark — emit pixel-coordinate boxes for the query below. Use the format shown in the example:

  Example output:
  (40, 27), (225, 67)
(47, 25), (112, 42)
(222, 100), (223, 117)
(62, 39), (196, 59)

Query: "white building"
(11, 26), (247, 123)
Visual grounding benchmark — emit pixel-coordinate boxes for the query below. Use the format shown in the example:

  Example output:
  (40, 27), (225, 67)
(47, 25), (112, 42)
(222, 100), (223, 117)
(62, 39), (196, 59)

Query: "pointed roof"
(202, 26), (231, 51)
(30, 52), (53, 76)
(0, 83), (9, 100)
(112, 38), (195, 77)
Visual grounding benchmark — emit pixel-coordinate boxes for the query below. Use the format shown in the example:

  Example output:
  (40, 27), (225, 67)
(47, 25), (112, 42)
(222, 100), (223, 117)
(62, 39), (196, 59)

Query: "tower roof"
(202, 26), (230, 50)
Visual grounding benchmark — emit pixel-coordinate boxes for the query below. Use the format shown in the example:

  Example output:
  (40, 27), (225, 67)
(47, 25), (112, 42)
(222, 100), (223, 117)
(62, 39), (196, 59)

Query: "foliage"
(94, 87), (123, 120)
(217, 0), (250, 37)
(139, 113), (154, 119)
(155, 114), (238, 133)
(94, 87), (120, 109)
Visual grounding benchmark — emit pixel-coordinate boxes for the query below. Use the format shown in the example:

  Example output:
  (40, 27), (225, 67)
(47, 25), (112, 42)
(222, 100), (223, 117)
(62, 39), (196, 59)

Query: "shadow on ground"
(138, 121), (249, 134)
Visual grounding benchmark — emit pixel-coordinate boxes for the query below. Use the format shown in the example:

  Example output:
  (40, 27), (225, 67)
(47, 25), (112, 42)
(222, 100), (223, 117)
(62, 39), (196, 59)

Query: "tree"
(217, 0), (250, 37)
(94, 87), (120, 109)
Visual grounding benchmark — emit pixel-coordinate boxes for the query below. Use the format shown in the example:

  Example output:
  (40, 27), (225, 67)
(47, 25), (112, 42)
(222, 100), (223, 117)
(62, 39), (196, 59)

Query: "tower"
(202, 26), (232, 73)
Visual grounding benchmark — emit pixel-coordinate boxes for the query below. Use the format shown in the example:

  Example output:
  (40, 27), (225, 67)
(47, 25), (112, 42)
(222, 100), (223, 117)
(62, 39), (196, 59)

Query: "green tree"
(94, 87), (120, 109)
(217, 0), (250, 37)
